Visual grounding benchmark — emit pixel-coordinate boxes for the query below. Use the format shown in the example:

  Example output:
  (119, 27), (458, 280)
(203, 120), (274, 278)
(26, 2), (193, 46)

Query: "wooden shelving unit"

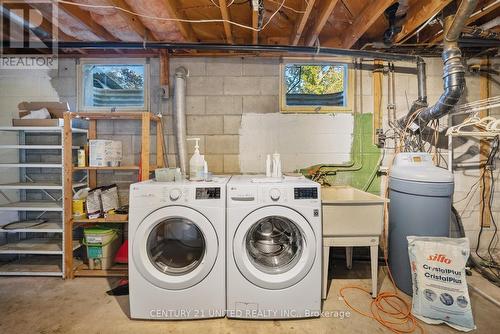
(63, 111), (165, 279)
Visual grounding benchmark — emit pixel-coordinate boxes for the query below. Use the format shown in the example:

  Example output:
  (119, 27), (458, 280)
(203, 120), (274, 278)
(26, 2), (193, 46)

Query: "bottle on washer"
(272, 152), (282, 178)
(187, 137), (206, 181)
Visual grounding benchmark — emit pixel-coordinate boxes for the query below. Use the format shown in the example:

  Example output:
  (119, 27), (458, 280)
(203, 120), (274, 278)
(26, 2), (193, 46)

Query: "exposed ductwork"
(404, 0), (479, 128)
(174, 67), (188, 176)
(383, 1), (409, 45)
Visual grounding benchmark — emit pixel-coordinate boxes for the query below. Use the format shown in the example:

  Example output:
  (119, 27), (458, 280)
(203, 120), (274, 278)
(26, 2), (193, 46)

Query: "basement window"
(280, 61), (352, 113)
(78, 59), (148, 111)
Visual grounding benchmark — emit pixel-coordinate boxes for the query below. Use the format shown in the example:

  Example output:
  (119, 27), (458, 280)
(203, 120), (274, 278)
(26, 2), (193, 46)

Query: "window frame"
(279, 58), (354, 113)
(77, 58), (150, 112)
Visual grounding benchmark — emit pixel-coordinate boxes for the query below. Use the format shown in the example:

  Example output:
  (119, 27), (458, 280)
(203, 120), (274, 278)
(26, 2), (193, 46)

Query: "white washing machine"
(226, 175), (322, 319)
(128, 177), (229, 320)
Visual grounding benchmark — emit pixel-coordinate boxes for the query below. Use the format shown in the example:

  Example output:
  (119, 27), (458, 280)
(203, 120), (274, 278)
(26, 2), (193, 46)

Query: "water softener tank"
(388, 153), (454, 295)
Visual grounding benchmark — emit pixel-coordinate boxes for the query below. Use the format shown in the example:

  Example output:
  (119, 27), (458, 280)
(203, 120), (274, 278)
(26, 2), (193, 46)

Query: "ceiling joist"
(59, 3), (116, 41)
(305, 0), (340, 46)
(109, 0), (154, 41)
(340, 0), (395, 49)
(394, 0), (454, 44)
(162, 0), (197, 42)
(426, 0), (500, 46)
(252, 6), (259, 44)
(218, 0), (234, 44)
(290, 0), (316, 45)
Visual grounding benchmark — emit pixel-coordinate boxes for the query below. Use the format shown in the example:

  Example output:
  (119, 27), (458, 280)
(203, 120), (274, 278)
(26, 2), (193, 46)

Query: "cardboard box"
(89, 140), (122, 167)
(13, 101), (87, 128)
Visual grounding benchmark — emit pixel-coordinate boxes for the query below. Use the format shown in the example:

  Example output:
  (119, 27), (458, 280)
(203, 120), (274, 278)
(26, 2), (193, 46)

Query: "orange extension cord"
(339, 155), (424, 334)
(339, 259), (424, 334)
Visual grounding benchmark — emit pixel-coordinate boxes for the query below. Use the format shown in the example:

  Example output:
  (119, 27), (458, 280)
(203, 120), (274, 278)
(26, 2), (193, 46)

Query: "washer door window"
(147, 218), (205, 276)
(234, 206), (316, 290)
(133, 206), (218, 290)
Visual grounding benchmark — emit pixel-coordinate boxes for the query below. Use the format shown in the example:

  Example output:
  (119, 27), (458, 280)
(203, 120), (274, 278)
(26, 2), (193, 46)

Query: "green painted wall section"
(328, 113), (381, 194)
(302, 113), (382, 195)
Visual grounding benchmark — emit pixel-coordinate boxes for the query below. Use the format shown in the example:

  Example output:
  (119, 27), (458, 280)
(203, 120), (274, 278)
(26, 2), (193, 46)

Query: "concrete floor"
(0, 259), (498, 334)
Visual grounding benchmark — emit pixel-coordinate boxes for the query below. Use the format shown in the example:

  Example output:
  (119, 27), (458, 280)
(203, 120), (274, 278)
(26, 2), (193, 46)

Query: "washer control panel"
(294, 187), (318, 199)
(196, 187), (221, 200)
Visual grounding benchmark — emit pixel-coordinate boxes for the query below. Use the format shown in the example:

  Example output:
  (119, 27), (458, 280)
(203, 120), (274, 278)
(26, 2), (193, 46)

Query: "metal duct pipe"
(405, 0), (478, 127)
(6, 41), (423, 62)
(174, 67), (188, 176)
(416, 59), (428, 104)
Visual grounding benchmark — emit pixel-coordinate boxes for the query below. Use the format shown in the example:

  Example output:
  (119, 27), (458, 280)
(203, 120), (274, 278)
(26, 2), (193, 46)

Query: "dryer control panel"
(196, 187), (221, 199)
(294, 187), (318, 199)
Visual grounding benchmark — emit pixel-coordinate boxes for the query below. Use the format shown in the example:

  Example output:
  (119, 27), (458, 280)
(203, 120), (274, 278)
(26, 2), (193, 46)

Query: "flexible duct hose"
(174, 67), (188, 176)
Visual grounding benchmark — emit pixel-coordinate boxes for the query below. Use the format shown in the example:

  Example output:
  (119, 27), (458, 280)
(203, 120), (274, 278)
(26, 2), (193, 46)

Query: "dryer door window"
(246, 216), (303, 275)
(147, 218), (205, 276)
(233, 206), (317, 290)
(133, 206), (219, 290)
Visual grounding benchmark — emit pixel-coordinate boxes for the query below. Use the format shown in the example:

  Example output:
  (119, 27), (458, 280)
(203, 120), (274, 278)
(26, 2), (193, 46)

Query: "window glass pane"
(147, 218), (205, 275)
(82, 64), (145, 108)
(246, 216), (303, 274)
(284, 64), (346, 107)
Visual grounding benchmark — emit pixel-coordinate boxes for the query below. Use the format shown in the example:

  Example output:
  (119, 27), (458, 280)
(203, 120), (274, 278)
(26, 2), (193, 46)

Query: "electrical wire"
(340, 155), (424, 334)
(475, 135), (500, 279)
(209, 0), (236, 8)
(267, 0), (306, 13)
(55, 0), (285, 32)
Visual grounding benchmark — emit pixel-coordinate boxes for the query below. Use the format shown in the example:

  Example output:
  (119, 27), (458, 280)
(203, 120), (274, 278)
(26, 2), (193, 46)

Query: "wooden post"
(156, 120), (164, 168)
(141, 113), (150, 180)
(63, 112), (73, 279)
(87, 120), (97, 188)
(160, 50), (169, 87)
(373, 60), (383, 144)
(479, 58), (491, 228)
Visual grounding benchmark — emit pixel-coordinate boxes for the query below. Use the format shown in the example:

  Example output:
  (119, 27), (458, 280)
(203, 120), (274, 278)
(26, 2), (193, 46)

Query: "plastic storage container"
(388, 153), (454, 295)
(83, 226), (121, 270)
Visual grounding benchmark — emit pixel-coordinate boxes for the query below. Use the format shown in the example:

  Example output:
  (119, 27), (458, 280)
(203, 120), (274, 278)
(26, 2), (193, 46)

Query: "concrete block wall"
(163, 57), (280, 175)
(2, 56), (499, 253)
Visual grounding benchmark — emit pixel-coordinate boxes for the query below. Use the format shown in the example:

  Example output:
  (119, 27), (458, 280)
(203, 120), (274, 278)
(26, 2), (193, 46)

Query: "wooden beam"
(373, 60), (383, 144)
(218, 0), (234, 44)
(395, 0), (453, 43)
(305, 0), (339, 46)
(110, 0), (154, 41)
(426, 0), (500, 46)
(341, 0), (395, 49)
(160, 50), (169, 86)
(479, 58), (491, 228)
(141, 112), (151, 181)
(252, 7), (259, 44)
(63, 112), (73, 279)
(59, 3), (116, 41)
(163, 0), (197, 42)
(290, 0), (316, 45)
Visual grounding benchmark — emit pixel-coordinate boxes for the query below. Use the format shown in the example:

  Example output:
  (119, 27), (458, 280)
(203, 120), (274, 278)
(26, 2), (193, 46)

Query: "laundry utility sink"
(321, 186), (388, 237)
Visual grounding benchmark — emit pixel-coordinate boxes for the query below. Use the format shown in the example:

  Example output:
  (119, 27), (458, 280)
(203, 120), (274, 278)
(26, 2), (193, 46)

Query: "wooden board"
(479, 58), (491, 228)
(373, 60), (383, 144)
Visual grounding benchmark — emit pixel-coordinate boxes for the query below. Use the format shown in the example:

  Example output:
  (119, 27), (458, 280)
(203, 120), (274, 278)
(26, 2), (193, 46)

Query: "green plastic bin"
(83, 226), (121, 270)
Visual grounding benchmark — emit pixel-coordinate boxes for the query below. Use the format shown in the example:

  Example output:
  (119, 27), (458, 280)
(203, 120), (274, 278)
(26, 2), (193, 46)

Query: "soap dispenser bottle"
(187, 138), (205, 181)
